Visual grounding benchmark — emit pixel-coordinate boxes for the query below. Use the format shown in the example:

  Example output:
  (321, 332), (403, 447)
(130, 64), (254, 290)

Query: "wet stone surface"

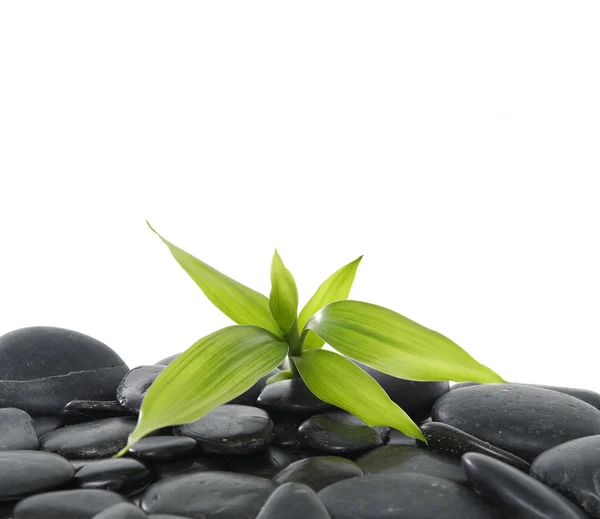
(116, 365), (165, 413)
(257, 379), (337, 415)
(62, 400), (135, 426)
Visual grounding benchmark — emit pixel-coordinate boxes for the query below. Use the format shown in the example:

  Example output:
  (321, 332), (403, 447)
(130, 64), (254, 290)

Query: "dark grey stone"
(0, 327), (129, 416)
(33, 417), (62, 437)
(229, 368), (280, 406)
(152, 453), (229, 481)
(255, 482), (330, 519)
(419, 421), (530, 472)
(356, 445), (467, 485)
(73, 458), (152, 496)
(319, 472), (500, 519)
(273, 456), (363, 492)
(0, 408), (38, 450)
(225, 446), (298, 478)
(530, 434), (600, 517)
(93, 503), (146, 519)
(462, 452), (588, 519)
(386, 428), (418, 446)
(270, 411), (304, 450)
(40, 417), (137, 459)
(433, 383), (600, 462)
(62, 400), (135, 426)
(154, 353), (180, 366)
(129, 436), (197, 462)
(298, 411), (387, 455)
(13, 489), (128, 519)
(0, 450), (75, 501)
(257, 379), (337, 415)
(173, 405), (273, 455)
(117, 366), (164, 413)
(139, 471), (277, 519)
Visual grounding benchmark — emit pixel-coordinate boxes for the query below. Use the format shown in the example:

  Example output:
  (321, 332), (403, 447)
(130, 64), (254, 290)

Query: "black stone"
(152, 453), (229, 481)
(0, 450), (75, 501)
(352, 361), (449, 423)
(257, 379), (337, 415)
(0, 327), (129, 417)
(33, 417), (62, 437)
(73, 458), (152, 496)
(462, 452), (588, 519)
(419, 421), (530, 472)
(0, 407), (38, 451)
(129, 436), (197, 462)
(319, 472), (499, 519)
(13, 489), (128, 519)
(298, 411), (387, 455)
(154, 353), (180, 366)
(225, 446), (298, 478)
(386, 428), (418, 446)
(116, 366), (164, 413)
(270, 411), (304, 450)
(63, 400), (135, 426)
(433, 383), (600, 462)
(139, 471), (277, 519)
(40, 417), (137, 459)
(356, 445), (467, 485)
(147, 516), (194, 519)
(228, 369), (280, 406)
(93, 503), (146, 519)
(173, 405), (273, 455)
(530, 434), (600, 517)
(255, 482), (330, 519)
(273, 456), (363, 492)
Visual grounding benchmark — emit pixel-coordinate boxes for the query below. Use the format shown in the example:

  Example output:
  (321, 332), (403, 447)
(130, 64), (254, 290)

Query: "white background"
(1, 2), (599, 390)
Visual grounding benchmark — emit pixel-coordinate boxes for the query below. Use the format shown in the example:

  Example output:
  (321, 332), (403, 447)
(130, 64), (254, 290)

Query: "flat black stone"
(93, 503), (146, 519)
(33, 417), (62, 437)
(0, 326), (129, 416)
(356, 445), (467, 485)
(255, 482), (331, 519)
(0, 407), (38, 451)
(530, 434), (600, 517)
(419, 422), (530, 472)
(257, 379), (337, 415)
(462, 452), (588, 519)
(62, 400), (135, 426)
(116, 365), (164, 413)
(273, 456), (363, 492)
(152, 453), (229, 481)
(225, 446), (298, 478)
(173, 405), (273, 455)
(73, 458), (152, 496)
(352, 361), (449, 423)
(318, 472), (500, 519)
(40, 417), (138, 459)
(128, 436), (197, 462)
(270, 411), (304, 450)
(433, 384), (600, 462)
(139, 471), (277, 519)
(229, 368), (280, 406)
(298, 411), (387, 454)
(0, 450), (75, 501)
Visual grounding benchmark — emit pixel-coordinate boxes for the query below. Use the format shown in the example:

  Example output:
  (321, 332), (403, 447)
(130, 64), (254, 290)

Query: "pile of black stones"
(1, 326), (600, 518)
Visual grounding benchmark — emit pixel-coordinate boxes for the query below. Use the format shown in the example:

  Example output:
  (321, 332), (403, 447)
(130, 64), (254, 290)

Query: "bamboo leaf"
(293, 349), (425, 441)
(269, 250), (299, 334)
(266, 369), (294, 384)
(298, 256), (362, 350)
(304, 300), (505, 383)
(147, 221), (282, 337)
(114, 325), (288, 456)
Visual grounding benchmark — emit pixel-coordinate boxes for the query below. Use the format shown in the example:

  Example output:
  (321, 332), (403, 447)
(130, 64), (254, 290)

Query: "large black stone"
(73, 458), (152, 496)
(139, 471), (277, 519)
(12, 489), (128, 519)
(40, 417), (138, 459)
(356, 445), (467, 485)
(0, 327), (129, 416)
(116, 366), (164, 413)
(273, 456), (363, 492)
(433, 384), (600, 462)
(62, 400), (134, 426)
(255, 482), (331, 519)
(318, 472), (500, 519)
(0, 450), (75, 501)
(93, 503), (146, 519)
(462, 452), (588, 519)
(257, 379), (337, 415)
(530, 434), (600, 517)
(173, 405), (273, 455)
(128, 436), (197, 462)
(0, 408), (38, 451)
(152, 453), (229, 481)
(229, 369), (280, 406)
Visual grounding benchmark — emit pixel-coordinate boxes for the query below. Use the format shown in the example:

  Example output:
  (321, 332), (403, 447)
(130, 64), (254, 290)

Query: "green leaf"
(266, 369), (294, 384)
(293, 349), (425, 441)
(115, 325), (288, 457)
(147, 221), (282, 337)
(304, 300), (505, 383)
(269, 250), (299, 334)
(298, 256), (362, 350)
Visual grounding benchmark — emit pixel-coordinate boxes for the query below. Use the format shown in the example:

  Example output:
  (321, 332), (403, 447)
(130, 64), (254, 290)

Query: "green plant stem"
(288, 356), (300, 378)
(284, 320), (301, 357)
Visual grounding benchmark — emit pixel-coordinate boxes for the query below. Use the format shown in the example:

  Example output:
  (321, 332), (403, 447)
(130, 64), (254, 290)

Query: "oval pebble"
(117, 366), (164, 413)
(256, 482), (330, 519)
(257, 379), (337, 415)
(273, 456), (363, 492)
(62, 400), (134, 426)
(0, 450), (75, 501)
(128, 436), (197, 462)
(462, 452), (589, 519)
(152, 453), (228, 481)
(40, 417), (137, 459)
(225, 446), (298, 478)
(0, 408), (38, 451)
(173, 405), (273, 454)
(73, 458), (152, 496)
(139, 471), (277, 519)
(93, 503), (146, 519)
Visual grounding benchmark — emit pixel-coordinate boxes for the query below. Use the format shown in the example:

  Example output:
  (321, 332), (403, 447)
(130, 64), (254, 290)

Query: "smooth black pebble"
(33, 417), (62, 437)
(255, 482), (331, 519)
(116, 365), (164, 413)
(73, 458), (152, 496)
(273, 456), (363, 492)
(228, 368), (280, 406)
(62, 400), (134, 426)
(257, 379), (337, 415)
(93, 503), (146, 519)
(128, 436), (197, 462)
(225, 446), (298, 478)
(0, 408), (38, 450)
(152, 453), (229, 481)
